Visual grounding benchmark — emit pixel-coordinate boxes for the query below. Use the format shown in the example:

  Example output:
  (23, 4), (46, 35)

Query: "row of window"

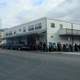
(28, 23), (42, 31)
(51, 23), (63, 28)
(6, 23), (64, 36)
(18, 28), (26, 32)
(6, 29), (26, 36)
(6, 23), (42, 36)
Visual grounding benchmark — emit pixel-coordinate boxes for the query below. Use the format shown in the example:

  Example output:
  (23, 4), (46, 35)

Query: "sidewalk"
(0, 48), (80, 56)
(43, 51), (80, 56)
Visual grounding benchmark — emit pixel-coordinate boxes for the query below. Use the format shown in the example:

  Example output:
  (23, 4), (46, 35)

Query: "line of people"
(2, 41), (80, 52)
(48, 43), (80, 52)
(31, 42), (80, 52)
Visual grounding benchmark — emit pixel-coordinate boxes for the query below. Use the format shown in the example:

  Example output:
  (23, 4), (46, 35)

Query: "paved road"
(0, 49), (80, 80)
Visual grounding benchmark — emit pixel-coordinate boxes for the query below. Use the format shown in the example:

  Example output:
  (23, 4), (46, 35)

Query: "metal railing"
(59, 28), (80, 36)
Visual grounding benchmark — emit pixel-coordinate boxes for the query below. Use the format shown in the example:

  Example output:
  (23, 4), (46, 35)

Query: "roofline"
(4, 17), (80, 30)
(47, 17), (80, 25)
(7, 17), (47, 30)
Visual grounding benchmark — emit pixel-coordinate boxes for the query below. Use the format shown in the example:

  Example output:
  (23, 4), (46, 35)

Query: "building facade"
(0, 29), (4, 46)
(3, 17), (80, 49)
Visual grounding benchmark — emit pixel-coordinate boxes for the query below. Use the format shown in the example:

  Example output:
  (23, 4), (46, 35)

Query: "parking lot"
(0, 49), (80, 80)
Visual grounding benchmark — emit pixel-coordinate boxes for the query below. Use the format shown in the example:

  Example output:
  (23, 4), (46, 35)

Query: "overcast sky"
(0, 0), (80, 28)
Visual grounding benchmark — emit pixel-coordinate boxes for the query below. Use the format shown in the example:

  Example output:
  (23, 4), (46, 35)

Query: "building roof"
(3, 17), (80, 30)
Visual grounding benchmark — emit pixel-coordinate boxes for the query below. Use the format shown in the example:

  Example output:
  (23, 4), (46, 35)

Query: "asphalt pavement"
(0, 49), (80, 80)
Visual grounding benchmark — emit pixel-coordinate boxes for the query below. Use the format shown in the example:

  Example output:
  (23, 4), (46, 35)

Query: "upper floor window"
(6, 33), (8, 36)
(14, 31), (16, 35)
(28, 25), (34, 31)
(60, 24), (63, 28)
(51, 23), (55, 28)
(23, 29), (26, 32)
(35, 23), (42, 30)
(19, 29), (21, 32)
(9, 32), (12, 36)
(51, 35), (54, 38)
(23, 27), (26, 32)
(6, 32), (12, 36)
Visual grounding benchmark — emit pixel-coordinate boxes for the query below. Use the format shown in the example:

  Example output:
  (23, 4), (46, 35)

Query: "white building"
(0, 30), (4, 45)
(3, 17), (80, 49)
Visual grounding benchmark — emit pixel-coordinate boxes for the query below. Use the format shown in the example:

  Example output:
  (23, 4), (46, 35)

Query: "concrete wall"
(46, 18), (80, 47)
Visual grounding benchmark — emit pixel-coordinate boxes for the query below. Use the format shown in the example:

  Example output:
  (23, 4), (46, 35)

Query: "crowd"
(48, 43), (80, 52)
(1, 41), (80, 52)
(36, 42), (80, 52)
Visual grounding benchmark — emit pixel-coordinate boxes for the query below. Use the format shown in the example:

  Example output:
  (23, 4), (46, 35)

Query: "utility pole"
(71, 23), (74, 52)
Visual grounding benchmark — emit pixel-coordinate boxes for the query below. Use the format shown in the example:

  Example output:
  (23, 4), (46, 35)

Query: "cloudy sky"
(0, 0), (80, 28)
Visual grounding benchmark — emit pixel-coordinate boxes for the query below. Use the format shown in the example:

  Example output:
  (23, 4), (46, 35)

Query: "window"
(23, 29), (26, 32)
(35, 23), (42, 30)
(19, 29), (21, 32)
(6, 32), (12, 36)
(28, 25), (34, 31)
(6, 33), (8, 36)
(60, 24), (63, 28)
(51, 35), (54, 38)
(14, 31), (16, 34)
(23, 27), (26, 32)
(51, 23), (55, 28)
(9, 32), (12, 36)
